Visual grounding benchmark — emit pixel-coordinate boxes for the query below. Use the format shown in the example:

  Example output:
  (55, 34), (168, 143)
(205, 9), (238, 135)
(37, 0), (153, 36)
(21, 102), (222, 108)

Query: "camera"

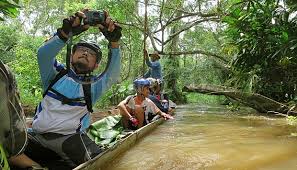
(83, 10), (105, 26)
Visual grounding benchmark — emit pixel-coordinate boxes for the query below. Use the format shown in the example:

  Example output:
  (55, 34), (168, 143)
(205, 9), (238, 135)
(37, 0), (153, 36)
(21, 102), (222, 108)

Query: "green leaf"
(238, 13), (251, 21)
(99, 138), (114, 145)
(0, 0), (20, 19)
(118, 85), (126, 93)
(222, 16), (237, 25)
(89, 115), (122, 130)
(0, 144), (10, 170)
(287, 116), (297, 125)
(99, 129), (120, 139)
(87, 115), (123, 147)
(282, 31), (288, 41)
(13, 0), (20, 4)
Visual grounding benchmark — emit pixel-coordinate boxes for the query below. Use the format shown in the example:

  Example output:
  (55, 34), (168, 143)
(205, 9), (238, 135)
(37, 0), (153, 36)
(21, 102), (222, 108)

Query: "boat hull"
(74, 117), (165, 170)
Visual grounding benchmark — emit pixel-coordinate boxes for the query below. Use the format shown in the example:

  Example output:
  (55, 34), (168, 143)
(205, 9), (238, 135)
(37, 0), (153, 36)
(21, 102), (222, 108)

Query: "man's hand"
(57, 9), (90, 42)
(98, 11), (122, 43)
(160, 112), (174, 120)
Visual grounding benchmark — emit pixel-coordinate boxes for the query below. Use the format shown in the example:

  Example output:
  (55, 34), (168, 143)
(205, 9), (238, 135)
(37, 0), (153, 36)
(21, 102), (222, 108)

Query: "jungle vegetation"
(1, 0), (297, 114)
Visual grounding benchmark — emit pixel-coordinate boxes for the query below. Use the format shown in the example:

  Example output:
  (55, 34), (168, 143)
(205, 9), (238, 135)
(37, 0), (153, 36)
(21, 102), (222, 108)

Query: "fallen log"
(183, 84), (297, 115)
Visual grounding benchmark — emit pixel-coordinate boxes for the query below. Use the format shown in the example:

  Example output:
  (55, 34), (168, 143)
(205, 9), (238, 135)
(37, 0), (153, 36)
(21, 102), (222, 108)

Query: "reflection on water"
(106, 104), (297, 170)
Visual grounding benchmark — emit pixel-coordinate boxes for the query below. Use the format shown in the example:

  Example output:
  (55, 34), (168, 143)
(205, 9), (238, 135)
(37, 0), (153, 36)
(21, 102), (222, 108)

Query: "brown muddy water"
(106, 104), (297, 170)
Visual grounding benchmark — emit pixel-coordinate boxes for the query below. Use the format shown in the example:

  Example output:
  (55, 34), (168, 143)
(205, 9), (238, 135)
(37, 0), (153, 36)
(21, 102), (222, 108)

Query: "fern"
(0, 144), (10, 170)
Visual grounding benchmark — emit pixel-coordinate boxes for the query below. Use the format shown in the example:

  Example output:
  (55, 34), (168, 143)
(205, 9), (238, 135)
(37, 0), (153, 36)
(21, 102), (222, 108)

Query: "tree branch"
(163, 17), (220, 46)
(161, 50), (228, 63)
(153, 11), (219, 33)
(137, 0), (213, 15)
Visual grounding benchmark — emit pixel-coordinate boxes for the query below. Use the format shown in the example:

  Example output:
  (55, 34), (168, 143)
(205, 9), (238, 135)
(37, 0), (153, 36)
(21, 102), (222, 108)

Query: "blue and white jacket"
(32, 35), (120, 135)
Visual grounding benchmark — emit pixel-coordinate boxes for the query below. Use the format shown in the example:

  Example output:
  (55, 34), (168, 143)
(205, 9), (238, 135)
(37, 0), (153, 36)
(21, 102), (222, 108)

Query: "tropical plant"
(223, 0), (297, 102)
(0, 0), (20, 21)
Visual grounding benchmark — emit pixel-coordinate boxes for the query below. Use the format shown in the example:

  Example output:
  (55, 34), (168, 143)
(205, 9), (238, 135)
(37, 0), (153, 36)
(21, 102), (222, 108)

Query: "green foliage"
(0, 144), (10, 170)
(0, 23), (45, 106)
(176, 27), (227, 104)
(0, 24), (20, 63)
(95, 80), (134, 109)
(0, 0), (20, 21)
(163, 55), (187, 103)
(180, 56), (223, 85)
(88, 115), (123, 148)
(21, 0), (72, 36)
(1, 0), (232, 110)
(223, 0), (297, 102)
(0, 0), (146, 110)
(8, 35), (44, 106)
(287, 116), (297, 126)
(226, 101), (241, 111)
(186, 93), (226, 104)
(225, 66), (260, 92)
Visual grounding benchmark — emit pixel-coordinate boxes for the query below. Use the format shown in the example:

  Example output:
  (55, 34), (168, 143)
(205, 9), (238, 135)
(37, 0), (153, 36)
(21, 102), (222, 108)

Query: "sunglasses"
(76, 46), (97, 56)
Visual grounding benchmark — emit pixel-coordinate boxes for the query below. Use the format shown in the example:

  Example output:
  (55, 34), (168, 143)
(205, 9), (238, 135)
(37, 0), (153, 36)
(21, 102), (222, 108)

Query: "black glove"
(100, 25), (122, 42)
(57, 12), (88, 42)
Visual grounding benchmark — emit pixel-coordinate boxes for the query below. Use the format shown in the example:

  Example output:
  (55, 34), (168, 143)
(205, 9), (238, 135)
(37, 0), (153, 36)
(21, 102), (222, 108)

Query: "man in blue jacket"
(143, 50), (163, 81)
(25, 10), (122, 168)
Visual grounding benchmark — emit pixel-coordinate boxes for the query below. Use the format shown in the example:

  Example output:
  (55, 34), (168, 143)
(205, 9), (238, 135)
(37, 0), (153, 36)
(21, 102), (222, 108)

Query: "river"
(106, 104), (297, 170)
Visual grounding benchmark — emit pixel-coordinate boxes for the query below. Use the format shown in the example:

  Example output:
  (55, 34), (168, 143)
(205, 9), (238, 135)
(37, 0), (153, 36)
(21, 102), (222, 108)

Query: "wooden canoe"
(74, 116), (167, 170)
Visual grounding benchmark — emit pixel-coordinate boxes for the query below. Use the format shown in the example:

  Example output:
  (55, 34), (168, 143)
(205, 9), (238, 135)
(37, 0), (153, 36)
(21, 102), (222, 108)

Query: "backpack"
(0, 60), (27, 157)
(43, 69), (93, 113)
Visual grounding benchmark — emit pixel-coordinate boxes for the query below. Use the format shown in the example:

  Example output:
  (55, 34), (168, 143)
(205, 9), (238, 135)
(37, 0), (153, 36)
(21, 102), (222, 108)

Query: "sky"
(137, 0), (219, 51)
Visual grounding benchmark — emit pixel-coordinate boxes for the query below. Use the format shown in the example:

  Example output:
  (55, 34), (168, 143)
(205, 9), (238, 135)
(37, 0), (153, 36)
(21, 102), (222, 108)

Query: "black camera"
(83, 10), (105, 26)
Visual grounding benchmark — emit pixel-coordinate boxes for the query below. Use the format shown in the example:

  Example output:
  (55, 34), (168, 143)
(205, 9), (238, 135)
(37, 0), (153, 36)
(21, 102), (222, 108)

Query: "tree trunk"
(164, 2), (185, 103)
(183, 84), (297, 115)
